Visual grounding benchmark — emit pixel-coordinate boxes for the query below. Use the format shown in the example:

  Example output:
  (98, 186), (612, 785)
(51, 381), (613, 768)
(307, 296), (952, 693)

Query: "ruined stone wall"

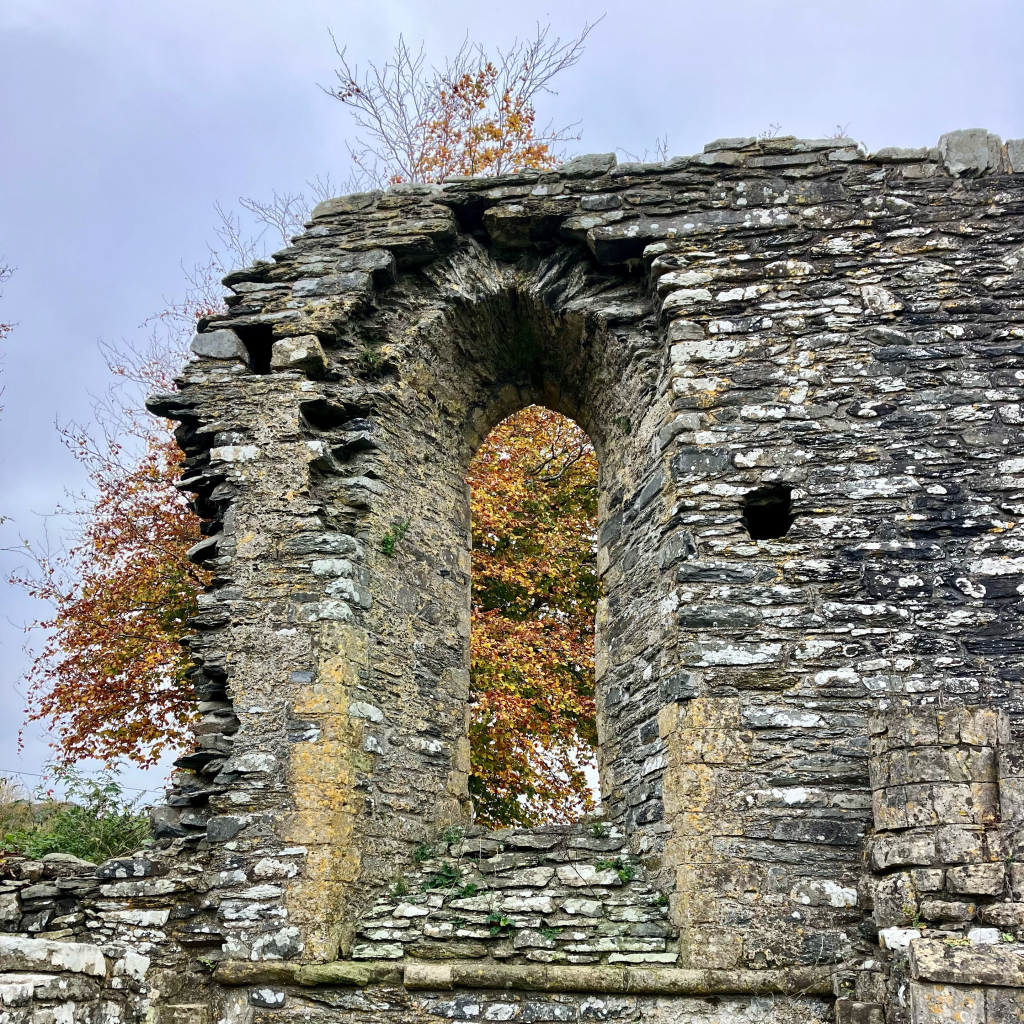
(5, 127), (1024, 1023)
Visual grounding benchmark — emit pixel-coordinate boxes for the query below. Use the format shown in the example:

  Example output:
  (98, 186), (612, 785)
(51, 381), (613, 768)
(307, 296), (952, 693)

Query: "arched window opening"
(466, 406), (600, 828)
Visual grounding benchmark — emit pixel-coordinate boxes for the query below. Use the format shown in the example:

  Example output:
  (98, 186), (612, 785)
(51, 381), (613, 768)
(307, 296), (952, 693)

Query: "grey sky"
(1, 0), (1022, 797)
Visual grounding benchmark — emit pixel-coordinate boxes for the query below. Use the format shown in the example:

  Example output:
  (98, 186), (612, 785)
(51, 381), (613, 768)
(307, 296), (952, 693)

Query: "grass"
(1, 769), (150, 864)
(358, 346), (385, 376)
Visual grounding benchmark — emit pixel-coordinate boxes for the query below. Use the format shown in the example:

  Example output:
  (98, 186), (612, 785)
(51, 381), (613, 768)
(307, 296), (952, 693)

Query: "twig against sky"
(322, 22), (598, 187)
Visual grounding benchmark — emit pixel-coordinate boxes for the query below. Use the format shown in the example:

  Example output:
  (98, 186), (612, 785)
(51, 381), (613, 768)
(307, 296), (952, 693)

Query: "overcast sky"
(1, 0), (1022, 800)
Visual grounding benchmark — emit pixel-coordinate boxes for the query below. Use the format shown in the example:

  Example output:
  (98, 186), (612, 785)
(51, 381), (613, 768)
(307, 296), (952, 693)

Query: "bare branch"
(617, 134), (670, 166)
(0, 260), (14, 340)
(307, 173), (337, 205)
(238, 191), (311, 247)
(321, 22), (598, 184)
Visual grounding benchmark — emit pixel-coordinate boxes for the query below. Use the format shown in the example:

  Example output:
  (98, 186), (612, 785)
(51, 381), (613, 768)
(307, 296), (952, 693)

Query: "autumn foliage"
(11, 346), (210, 768)
(467, 407), (599, 826)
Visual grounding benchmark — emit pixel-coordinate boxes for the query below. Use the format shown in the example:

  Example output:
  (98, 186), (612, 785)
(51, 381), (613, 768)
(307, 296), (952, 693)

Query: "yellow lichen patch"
(279, 621), (370, 961)
(292, 623), (368, 715)
(235, 530), (259, 557)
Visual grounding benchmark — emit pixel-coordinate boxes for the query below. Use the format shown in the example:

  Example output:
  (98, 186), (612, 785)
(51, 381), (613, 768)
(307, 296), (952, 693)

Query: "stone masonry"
(4, 127), (1024, 1023)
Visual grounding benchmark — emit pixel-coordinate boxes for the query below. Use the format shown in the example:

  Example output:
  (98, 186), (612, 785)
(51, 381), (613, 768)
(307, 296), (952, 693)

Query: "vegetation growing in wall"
(323, 25), (594, 187)
(467, 406), (599, 827)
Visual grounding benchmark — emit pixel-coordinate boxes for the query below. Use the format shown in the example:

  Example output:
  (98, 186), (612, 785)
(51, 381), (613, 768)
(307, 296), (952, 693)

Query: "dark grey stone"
(557, 152), (617, 178)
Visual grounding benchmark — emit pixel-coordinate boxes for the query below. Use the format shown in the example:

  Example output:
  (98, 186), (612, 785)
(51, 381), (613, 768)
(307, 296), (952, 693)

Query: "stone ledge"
(213, 959), (834, 995)
(0, 936), (106, 977)
(406, 962), (835, 995)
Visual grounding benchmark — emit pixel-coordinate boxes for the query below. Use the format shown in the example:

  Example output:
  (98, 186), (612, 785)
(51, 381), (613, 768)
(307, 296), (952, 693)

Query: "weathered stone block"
(555, 865), (621, 888)
(154, 1007), (211, 1024)
(270, 335), (328, 377)
(1010, 863), (1024, 893)
(189, 328), (249, 363)
(999, 777), (1024, 826)
(909, 982), (984, 1024)
(1008, 139), (1024, 174)
(958, 709), (1008, 748)
(935, 826), (988, 865)
(835, 1000), (885, 1024)
(981, 903), (1024, 928)
(938, 129), (1004, 177)
(879, 926), (921, 950)
(557, 153), (617, 178)
(912, 868), (946, 892)
(920, 900), (976, 922)
(910, 938), (1024, 987)
(984, 984), (1024, 1021)
(946, 863), (1005, 897)
(0, 936), (106, 976)
(873, 873), (918, 928)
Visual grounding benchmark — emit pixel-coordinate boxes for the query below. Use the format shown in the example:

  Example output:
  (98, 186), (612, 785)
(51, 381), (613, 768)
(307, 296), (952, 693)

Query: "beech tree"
(10, 347), (209, 767)
(14, 27), (601, 825)
(468, 407), (599, 826)
(8, 212), (294, 768)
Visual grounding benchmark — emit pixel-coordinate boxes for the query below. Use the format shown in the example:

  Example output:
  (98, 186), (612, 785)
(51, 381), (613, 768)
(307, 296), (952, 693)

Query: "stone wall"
(0, 934), (149, 1024)
(5, 127), (1024, 1022)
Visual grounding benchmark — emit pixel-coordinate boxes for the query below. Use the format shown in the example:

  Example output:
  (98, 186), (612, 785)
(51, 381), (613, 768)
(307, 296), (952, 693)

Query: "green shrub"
(440, 825), (464, 845)
(0, 779), (35, 839)
(2, 769), (150, 864)
(486, 911), (512, 935)
(380, 518), (411, 557)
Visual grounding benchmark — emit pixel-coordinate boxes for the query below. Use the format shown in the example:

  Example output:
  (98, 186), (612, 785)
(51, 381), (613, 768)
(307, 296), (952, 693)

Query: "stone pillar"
(868, 707), (1024, 1022)
(660, 697), (865, 971)
(868, 708), (1011, 943)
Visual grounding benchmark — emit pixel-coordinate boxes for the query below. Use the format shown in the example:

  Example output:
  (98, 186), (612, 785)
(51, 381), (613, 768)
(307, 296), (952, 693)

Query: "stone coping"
(213, 959), (834, 996)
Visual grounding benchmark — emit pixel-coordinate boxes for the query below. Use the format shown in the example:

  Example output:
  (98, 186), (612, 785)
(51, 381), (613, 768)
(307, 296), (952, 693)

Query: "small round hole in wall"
(742, 484), (794, 540)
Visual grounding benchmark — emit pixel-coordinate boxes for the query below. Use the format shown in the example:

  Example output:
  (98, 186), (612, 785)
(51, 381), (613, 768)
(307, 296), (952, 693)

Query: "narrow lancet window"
(466, 406), (599, 827)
